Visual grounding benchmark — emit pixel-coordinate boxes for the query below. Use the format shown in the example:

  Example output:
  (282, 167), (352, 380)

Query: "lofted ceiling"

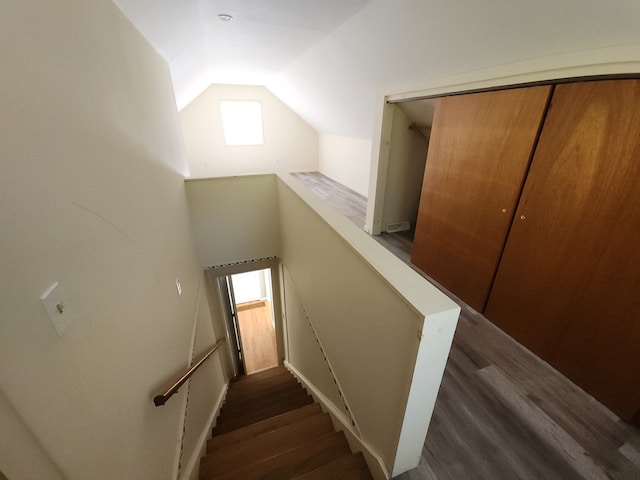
(113, 0), (371, 110)
(113, 0), (640, 140)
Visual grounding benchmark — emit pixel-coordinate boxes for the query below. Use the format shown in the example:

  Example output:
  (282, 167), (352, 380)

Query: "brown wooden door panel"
(411, 86), (552, 311)
(485, 79), (640, 421)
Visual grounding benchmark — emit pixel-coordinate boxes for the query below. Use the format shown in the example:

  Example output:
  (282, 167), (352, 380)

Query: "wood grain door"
(485, 79), (640, 421)
(411, 86), (552, 311)
(236, 300), (278, 374)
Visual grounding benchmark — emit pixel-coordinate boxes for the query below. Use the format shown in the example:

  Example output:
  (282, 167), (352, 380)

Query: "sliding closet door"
(485, 80), (640, 421)
(411, 86), (552, 311)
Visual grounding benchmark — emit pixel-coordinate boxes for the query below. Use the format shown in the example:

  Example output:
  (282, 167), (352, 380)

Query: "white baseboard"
(284, 361), (391, 480)
(180, 382), (229, 480)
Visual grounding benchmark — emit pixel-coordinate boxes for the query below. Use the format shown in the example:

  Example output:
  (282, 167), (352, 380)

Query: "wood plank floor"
(290, 172), (640, 480)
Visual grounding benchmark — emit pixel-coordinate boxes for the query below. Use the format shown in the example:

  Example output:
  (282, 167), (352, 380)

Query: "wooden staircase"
(200, 365), (373, 480)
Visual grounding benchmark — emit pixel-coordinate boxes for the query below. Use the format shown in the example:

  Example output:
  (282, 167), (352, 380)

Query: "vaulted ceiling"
(113, 0), (640, 139)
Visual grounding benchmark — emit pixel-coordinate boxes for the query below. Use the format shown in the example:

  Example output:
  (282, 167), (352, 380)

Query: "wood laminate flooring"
(291, 172), (368, 229)
(289, 171), (640, 480)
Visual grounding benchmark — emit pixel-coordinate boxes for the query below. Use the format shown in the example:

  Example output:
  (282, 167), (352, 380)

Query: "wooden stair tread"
(208, 403), (322, 452)
(292, 452), (373, 480)
(225, 375), (298, 396)
(226, 374), (297, 395)
(229, 365), (286, 384)
(213, 394), (313, 435)
(223, 379), (301, 407)
(219, 382), (306, 417)
(199, 366), (373, 480)
(202, 431), (351, 480)
(226, 369), (294, 394)
(201, 412), (333, 477)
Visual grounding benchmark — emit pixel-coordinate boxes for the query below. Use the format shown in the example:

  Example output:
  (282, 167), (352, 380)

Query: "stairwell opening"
(204, 257), (285, 379)
(227, 268), (278, 375)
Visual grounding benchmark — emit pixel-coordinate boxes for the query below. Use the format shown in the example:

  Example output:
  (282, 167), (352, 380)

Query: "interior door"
(485, 79), (640, 421)
(220, 276), (245, 376)
(411, 85), (552, 311)
(231, 269), (279, 374)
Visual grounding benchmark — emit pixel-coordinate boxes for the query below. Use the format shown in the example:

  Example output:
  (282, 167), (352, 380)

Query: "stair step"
(213, 393), (313, 435)
(225, 368), (293, 395)
(201, 412), (334, 477)
(230, 365), (286, 385)
(223, 381), (300, 409)
(224, 376), (299, 403)
(201, 431), (351, 480)
(219, 382), (306, 418)
(217, 388), (310, 426)
(198, 365), (373, 479)
(292, 452), (373, 480)
(208, 403), (322, 453)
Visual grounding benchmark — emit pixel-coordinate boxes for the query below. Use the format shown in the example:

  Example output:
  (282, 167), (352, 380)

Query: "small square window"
(219, 101), (264, 146)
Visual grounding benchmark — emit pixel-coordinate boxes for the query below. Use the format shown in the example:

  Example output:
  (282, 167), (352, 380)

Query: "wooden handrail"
(153, 339), (224, 406)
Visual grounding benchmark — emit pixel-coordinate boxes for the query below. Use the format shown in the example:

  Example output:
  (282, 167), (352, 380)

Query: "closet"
(411, 86), (552, 311)
(412, 79), (640, 422)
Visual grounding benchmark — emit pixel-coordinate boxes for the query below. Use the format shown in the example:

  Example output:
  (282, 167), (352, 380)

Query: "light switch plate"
(40, 282), (73, 336)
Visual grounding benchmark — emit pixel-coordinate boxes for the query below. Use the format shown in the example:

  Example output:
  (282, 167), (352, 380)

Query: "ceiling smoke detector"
(217, 14), (233, 22)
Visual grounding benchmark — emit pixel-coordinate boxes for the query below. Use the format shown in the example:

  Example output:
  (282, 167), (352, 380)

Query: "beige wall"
(318, 134), (372, 197)
(185, 175), (281, 268)
(276, 175), (459, 474)
(179, 277), (228, 480)
(0, 390), (65, 480)
(0, 1), (214, 478)
(183, 173), (460, 476)
(180, 84), (318, 178)
(381, 105), (429, 231)
(281, 268), (346, 417)
(277, 177), (414, 468)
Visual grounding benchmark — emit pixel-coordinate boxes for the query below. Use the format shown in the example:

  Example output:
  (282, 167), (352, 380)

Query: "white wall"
(179, 277), (228, 480)
(232, 269), (270, 304)
(266, 0), (640, 217)
(318, 135), (372, 196)
(180, 84), (318, 178)
(0, 390), (65, 480)
(281, 268), (347, 418)
(380, 105), (429, 231)
(268, 0), (640, 140)
(184, 175), (281, 268)
(277, 174), (460, 476)
(0, 1), (209, 478)
(183, 172), (460, 476)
